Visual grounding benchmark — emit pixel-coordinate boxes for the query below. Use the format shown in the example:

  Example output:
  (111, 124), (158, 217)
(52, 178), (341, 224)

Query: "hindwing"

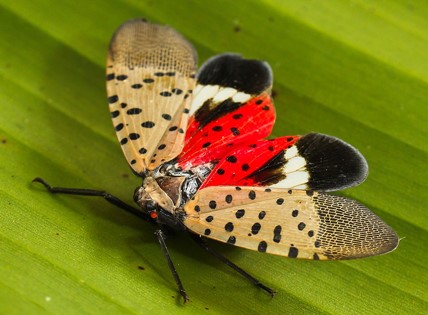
(176, 54), (275, 169)
(202, 133), (368, 191)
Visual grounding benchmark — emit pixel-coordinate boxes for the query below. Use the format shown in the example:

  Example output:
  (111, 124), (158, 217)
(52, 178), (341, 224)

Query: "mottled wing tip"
(315, 193), (399, 259)
(296, 133), (369, 191)
(109, 19), (197, 75)
(197, 53), (273, 94)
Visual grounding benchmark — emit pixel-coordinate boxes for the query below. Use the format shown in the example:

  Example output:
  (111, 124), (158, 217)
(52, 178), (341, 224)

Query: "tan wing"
(107, 19), (197, 173)
(183, 186), (398, 260)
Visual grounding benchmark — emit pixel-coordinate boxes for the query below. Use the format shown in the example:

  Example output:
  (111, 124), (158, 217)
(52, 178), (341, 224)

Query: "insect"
(33, 19), (398, 302)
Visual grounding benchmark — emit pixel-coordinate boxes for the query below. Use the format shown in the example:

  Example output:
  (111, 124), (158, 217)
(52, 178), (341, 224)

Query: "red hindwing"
(201, 135), (300, 188)
(177, 93), (275, 169)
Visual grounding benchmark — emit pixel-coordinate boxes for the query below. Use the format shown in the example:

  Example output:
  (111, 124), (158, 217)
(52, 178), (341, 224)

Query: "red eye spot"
(150, 211), (158, 219)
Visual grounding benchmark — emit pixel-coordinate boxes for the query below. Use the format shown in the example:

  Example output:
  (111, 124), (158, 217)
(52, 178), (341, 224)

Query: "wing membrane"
(107, 20), (197, 173)
(176, 54), (275, 169)
(183, 186), (398, 260)
(201, 133), (368, 191)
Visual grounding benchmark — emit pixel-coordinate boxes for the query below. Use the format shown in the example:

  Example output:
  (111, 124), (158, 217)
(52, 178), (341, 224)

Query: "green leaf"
(1, 0), (426, 314)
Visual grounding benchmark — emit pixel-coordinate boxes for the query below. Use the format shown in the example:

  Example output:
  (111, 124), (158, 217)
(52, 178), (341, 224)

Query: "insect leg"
(32, 177), (151, 222)
(155, 229), (190, 303)
(189, 233), (276, 297)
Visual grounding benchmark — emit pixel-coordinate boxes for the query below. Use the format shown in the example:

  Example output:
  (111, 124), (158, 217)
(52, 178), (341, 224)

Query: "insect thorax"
(133, 162), (212, 229)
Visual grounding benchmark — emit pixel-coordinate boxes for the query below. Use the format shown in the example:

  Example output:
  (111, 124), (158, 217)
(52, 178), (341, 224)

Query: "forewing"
(107, 20), (197, 173)
(183, 186), (398, 260)
(176, 54), (275, 169)
(202, 133), (368, 191)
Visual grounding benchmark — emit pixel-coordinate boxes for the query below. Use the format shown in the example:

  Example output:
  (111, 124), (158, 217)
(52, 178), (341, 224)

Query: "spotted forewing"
(107, 20), (197, 173)
(184, 186), (398, 260)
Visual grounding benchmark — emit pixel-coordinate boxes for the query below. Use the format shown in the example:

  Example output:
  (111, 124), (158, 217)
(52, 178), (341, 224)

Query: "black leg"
(32, 177), (152, 222)
(155, 229), (189, 303)
(189, 233), (276, 297)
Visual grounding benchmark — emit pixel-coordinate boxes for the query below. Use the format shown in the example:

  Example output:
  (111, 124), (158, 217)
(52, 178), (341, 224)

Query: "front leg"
(32, 177), (152, 222)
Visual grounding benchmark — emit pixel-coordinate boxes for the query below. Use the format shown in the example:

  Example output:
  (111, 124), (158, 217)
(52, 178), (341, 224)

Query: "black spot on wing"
(111, 110), (120, 118)
(251, 223), (261, 235)
(120, 138), (128, 145)
(116, 75), (128, 81)
(160, 91), (172, 97)
(127, 108), (142, 115)
(235, 209), (245, 218)
(242, 164), (250, 171)
(225, 222), (234, 232)
(226, 156), (237, 163)
(141, 121), (155, 128)
(108, 95), (119, 104)
(162, 114), (172, 121)
(227, 236), (236, 244)
(197, 53), (272, 94)
(288, 246), (299, 258)
(273, 225), (282, 243)
(115, 123), (124, 131)
(258, 241), (268, 252)
(129, 133), (140, 140)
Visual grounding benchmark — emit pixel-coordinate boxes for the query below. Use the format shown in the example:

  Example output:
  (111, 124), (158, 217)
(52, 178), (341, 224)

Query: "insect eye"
(133, 187), (142, 203)
(145, 200), (157, 211)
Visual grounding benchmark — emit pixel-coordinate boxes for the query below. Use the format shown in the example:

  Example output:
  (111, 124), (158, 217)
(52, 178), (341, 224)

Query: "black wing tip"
(297, 133), (369, 191)
(197, 53), (273, 94)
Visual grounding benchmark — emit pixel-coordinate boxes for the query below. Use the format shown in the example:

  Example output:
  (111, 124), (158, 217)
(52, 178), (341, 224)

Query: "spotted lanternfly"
(33, 19), (398, 302)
